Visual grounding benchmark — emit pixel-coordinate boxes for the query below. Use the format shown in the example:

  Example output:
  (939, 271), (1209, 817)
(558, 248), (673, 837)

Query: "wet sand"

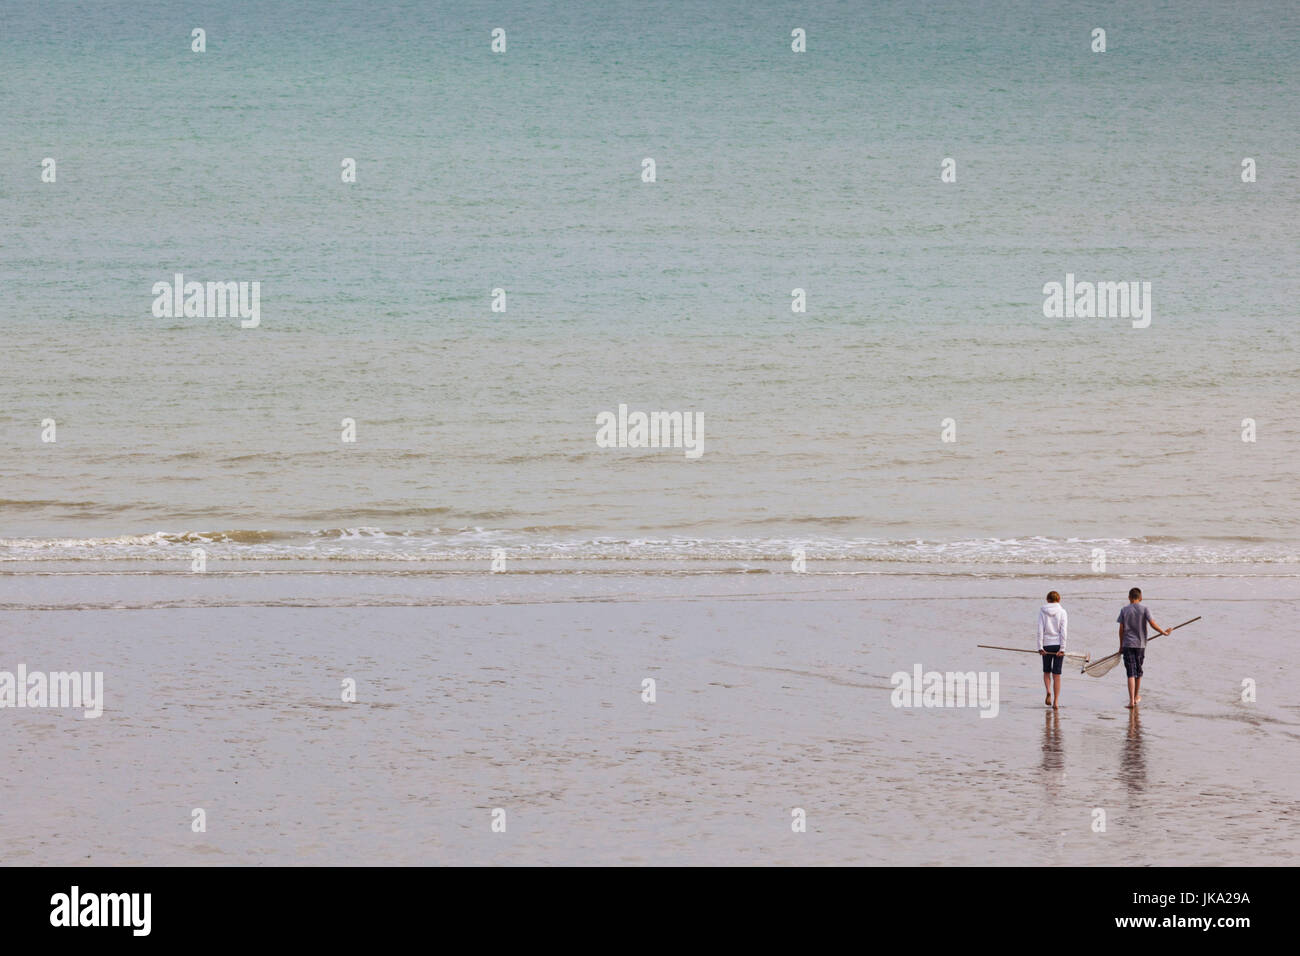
(1, 570), (1296, 865)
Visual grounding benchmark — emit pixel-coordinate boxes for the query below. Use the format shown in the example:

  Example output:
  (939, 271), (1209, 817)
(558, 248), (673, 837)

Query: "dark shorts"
(1042, 646), (1063, 675)
(1123, 647), (1145, 678)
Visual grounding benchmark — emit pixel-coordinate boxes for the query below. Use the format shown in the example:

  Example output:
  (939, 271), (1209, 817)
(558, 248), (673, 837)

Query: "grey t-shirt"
(1117, 602), (1152, 648)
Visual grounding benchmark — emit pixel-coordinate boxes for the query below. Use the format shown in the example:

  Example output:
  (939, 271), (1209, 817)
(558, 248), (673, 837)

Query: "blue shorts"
(1042, 646), (1063, 675)
(1123, 647), (1145, 678)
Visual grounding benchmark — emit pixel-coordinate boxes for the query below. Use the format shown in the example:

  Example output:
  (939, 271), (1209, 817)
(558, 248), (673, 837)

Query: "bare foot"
(1045, 694), (1052, 706)
(1125, 702), (1135, 709)
(1052, 701), (1059, 710)
(1134, 696), (1141, 704)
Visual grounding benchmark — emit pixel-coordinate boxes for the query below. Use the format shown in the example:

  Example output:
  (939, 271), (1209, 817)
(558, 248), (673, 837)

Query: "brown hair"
(1128, 587), (1142, 601)
(1046, 591), (1060, 603)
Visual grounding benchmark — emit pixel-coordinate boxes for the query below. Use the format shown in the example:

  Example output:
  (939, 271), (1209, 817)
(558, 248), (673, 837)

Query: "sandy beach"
(2, 567), (1294, 865)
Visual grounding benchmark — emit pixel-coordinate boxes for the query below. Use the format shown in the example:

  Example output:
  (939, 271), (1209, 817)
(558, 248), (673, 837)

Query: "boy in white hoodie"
(1038, 591), (1068, 709)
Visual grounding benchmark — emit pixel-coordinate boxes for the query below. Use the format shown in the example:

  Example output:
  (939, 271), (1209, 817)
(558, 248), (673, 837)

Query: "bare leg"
(1126, 676), (1137, 708)
(1133, 676), (1141, 704)
(1052, 673), (1061, 708)
(1043, 672), (1052, 706)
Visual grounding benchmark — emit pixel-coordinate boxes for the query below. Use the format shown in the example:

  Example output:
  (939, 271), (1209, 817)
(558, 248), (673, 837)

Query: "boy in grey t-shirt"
(1117, 587), (1171, 708)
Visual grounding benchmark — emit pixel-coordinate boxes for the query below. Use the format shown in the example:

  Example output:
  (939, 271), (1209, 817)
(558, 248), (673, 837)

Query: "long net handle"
(978, 644), (1089, 660)
(1148, 615), (1203, 644)
(1083, 615), (1202, 674)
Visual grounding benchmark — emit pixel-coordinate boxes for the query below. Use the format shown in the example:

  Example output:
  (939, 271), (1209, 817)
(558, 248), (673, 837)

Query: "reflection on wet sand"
(1040, 711), (1067, 858)
(1121, 709), (1145, 792)
(1041, 709), (1064, 775)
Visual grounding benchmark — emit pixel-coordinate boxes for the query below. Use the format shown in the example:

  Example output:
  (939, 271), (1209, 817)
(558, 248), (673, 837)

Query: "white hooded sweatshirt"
(1037, 603), (1068, 651)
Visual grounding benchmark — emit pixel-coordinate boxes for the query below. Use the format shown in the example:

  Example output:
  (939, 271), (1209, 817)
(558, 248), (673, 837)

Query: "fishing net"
(1081, 653), (1122, 677)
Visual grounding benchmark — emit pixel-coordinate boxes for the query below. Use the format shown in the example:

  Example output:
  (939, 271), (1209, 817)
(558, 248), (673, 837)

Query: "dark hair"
(1128, 587), (1142, 601)
(1046, 591), (1060, 603)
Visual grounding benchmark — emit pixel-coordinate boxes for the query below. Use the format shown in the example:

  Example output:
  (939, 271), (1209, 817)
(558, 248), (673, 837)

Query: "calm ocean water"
(2, 0), (1297, 568)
